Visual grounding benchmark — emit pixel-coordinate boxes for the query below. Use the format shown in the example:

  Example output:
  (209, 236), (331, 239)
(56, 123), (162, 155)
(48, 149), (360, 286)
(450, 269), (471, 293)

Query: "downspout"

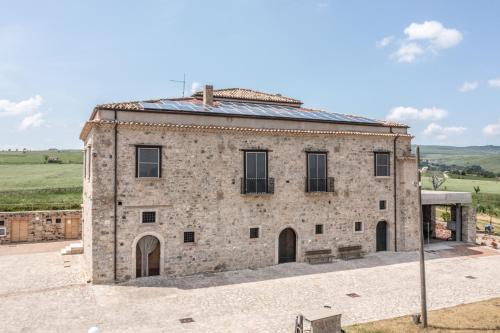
(392, 128), (400, 251)
(113, 110), (118, 281)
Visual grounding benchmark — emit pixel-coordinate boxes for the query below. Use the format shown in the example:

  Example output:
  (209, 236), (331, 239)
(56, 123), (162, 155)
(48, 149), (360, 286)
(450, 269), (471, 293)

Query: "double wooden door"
(10, 220), (28, 242)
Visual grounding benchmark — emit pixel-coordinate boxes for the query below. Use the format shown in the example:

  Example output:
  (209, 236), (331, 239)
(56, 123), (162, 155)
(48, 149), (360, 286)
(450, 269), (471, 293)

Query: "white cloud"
(423, 122), (466, 140)
(404, 21), (462, 49)
(382, 20), (462, 63)
(488, 78), (500, 88)
(19, 112), (45, 130)
(0, 95), (43, 117)
(376, 36), (394, 48)
(459, 81), (478, 92)
(386, 106), (448, 122)
(391, 42), (424, 63)
(483, 119), (500, 136)
(190, 82), (202, 94)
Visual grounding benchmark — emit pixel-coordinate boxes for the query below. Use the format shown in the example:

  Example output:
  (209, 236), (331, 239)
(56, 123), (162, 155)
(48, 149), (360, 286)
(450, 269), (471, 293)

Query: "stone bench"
(337, 245), (363, 260)
(305, 249), (334, 264)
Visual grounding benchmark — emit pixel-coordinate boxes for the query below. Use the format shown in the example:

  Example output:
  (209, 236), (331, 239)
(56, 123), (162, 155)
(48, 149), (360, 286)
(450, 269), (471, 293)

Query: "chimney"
(203, 85), (214, 106)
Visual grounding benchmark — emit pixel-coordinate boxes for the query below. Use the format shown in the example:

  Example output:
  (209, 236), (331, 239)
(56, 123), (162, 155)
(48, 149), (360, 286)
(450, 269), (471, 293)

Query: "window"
(0, 220), (5, 237)
(46, 218), (52, 224)
(307, 153), (327, 192)
(184, 231), (195, 243)
(250, 227), (260, 239)
(354, 221), (363, 232)
(244, 151), (267, 193)
(0, 220), (4, 226)
(136, 146), (161, 178)
(56, 218), (61, 224)
(379, 200), (387, 210)
(315, 224), (324, 235)
(142, 211), (156, 224)
(375, 152), (390, 177)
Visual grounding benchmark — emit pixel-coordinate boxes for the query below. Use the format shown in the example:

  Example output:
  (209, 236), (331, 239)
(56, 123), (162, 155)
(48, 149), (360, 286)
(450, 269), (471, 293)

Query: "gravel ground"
(0, 242), (499, 333)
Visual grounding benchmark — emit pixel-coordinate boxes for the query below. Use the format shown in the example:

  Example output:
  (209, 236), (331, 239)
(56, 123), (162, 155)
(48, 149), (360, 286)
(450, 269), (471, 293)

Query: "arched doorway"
(135, 235), (160, 277)
(278, 228), (297, 263)
(376, 221), (387, 251)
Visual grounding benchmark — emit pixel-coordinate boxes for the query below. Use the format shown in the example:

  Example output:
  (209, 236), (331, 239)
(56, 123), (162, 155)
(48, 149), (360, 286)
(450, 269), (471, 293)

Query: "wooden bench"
(338, 245), (363, 260)
(305, 249), (334, 264)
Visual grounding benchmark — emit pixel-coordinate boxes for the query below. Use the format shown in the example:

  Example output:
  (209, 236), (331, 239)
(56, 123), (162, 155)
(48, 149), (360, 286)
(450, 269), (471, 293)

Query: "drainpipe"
(392, 128), (400, 252)
(113, 110), (118, 281)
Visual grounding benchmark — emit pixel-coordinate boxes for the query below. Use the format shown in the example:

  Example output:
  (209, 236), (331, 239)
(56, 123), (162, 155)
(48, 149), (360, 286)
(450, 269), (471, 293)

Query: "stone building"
(0, 210), (81, 244)
(80, 86), (420, 283)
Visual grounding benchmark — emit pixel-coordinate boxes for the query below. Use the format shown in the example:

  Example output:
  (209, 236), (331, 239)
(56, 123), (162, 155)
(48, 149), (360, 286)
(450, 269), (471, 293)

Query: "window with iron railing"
(306, 152), (334, 192)
(242, 151), (274, 194)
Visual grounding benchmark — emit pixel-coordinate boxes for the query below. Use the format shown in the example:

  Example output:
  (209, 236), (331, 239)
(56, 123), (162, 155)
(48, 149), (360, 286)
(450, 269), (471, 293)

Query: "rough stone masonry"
(80, 87), (421, 283)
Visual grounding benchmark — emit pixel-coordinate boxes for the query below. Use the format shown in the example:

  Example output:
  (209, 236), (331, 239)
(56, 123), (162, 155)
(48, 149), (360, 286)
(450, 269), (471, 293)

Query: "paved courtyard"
(0, 242), (499, 333)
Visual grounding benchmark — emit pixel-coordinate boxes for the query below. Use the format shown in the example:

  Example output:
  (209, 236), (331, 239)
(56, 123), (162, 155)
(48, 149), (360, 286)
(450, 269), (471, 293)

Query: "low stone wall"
(0, 210), (82, 245)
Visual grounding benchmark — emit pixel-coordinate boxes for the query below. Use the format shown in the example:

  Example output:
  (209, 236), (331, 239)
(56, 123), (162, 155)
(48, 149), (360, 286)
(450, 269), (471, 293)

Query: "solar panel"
(137, 101), (382, 125)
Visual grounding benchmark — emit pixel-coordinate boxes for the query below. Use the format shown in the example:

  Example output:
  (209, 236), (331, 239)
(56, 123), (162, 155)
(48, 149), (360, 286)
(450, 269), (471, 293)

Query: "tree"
(473, 186), (480, 194)
(431, 173), (447, 190)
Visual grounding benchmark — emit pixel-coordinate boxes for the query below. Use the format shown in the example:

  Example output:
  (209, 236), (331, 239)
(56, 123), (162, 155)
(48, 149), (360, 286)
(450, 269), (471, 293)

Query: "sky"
(1, 0), (499, 149)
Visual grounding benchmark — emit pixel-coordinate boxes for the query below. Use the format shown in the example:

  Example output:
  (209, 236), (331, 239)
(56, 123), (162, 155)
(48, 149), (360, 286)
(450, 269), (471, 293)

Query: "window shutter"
(240, 178), (246, 194)
(267, 177), (275, 194)
(327, 177), (335, 192)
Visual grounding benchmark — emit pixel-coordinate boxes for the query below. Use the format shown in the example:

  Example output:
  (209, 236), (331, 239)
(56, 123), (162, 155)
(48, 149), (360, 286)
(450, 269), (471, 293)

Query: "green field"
(422, 176), (500, 194)
(0, 150), (82, 211)
(418, 145), (500, 173)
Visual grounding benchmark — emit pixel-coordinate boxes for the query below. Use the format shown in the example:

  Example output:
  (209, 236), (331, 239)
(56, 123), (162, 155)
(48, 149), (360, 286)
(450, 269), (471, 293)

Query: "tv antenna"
(170, 73), (186, 97)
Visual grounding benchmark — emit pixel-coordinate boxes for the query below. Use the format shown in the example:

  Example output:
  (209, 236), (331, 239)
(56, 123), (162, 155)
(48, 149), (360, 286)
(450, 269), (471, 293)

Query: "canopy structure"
(421, 190), (472, 206)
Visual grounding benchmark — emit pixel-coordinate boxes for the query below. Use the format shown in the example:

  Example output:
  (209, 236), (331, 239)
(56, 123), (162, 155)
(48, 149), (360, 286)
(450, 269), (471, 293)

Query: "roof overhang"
(421, 190), (472, 205)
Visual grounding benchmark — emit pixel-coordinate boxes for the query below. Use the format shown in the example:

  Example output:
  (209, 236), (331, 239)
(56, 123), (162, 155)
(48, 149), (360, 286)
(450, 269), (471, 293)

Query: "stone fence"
(0, 210), (82, 245)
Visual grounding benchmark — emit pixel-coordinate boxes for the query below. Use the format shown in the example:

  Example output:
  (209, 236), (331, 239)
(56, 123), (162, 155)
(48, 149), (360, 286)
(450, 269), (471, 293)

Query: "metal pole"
(417, 146), (428, 327)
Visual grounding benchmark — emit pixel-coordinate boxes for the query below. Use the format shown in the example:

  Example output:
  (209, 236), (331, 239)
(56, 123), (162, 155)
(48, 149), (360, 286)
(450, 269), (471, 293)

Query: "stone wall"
(0, 210), (82, 244)
(84, 120), (420, 283)
(462, 206), (476, 243)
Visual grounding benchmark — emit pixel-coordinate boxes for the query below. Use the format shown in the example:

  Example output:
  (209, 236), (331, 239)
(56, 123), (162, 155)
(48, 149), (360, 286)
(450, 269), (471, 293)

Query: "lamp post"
(416, 146), (428, 328)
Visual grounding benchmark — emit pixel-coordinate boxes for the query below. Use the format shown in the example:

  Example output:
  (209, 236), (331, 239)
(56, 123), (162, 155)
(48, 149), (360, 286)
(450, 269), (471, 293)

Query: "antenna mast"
(169, 73), (186, 97)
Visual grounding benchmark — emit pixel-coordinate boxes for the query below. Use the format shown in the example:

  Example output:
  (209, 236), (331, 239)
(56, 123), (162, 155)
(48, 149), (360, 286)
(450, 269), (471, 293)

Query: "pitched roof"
(192, 88), (302, 105)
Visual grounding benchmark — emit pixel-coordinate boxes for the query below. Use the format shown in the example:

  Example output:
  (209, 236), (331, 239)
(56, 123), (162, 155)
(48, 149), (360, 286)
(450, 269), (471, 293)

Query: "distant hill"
(414, 145), (500, 173)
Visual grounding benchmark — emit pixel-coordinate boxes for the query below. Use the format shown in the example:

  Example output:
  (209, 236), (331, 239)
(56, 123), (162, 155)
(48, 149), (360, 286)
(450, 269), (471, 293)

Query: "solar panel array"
(138, 100), (382, 125)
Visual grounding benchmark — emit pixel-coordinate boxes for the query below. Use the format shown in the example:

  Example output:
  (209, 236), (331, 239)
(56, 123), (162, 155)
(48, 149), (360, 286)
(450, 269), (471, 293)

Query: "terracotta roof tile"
(192, 88), (302, 105)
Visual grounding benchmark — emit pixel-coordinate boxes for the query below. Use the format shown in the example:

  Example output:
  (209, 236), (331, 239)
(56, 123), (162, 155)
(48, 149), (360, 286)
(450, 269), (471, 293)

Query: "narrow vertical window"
(379, 200), (387, 210)
(245, 151), (267, 193)
(136, 146), (161, 178)
(307, 153), (327, 192)
(375, 152), (390, 177)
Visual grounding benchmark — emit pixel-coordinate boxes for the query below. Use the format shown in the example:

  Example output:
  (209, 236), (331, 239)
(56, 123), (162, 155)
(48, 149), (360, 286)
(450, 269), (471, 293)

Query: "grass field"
(418, 145), (500, 173)
(0, 151), (82, 211)
(346, 297), (500, 333)
(422, 176), (500, 194)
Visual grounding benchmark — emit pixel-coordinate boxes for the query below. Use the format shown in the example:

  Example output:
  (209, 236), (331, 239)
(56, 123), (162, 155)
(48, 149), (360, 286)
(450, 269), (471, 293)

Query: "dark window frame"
(374, 152), (390, 177)
(249, 227), (260, 239)
(379, 200), (387, 210)
(141, 211), (157, 224)
(243, 150), (268, 194)
(55, 218), (61, 224)
(183, 231), (195, 243)
(135, 145), (162, 178)
(354, 221), (363, 232)
(306, 152), (328, 192)
(315, 224), (324, 235)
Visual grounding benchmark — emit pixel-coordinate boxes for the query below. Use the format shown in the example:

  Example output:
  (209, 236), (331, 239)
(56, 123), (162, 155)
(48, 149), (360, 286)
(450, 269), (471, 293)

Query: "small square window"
(379, 200), (387, 210)
(46, 218), (52, 224)
(55, 218), (61, 224)
(184, 231), (195, 243)
(354, 221), (363, 232)
(315, 224), (324, 234)
(142, 211), (156, 224)
(250, 227), (259, 239)
(0, 220), (4, 226)
(0, 228), (5, 237)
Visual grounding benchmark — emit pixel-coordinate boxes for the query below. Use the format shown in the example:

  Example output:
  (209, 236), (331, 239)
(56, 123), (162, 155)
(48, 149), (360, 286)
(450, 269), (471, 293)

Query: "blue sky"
(1, 0), (499, 149)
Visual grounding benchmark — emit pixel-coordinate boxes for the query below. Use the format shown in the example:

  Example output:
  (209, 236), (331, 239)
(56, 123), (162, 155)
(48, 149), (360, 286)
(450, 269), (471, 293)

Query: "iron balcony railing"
(305, 177), (335, 193)
(241, 177), (275, 194)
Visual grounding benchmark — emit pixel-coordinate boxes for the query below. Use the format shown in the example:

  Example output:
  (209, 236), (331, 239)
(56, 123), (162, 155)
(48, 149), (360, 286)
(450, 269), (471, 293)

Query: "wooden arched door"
(279, 228), (297, 263)
(376, 221), (387, 252)
(136, 235), (160, 277)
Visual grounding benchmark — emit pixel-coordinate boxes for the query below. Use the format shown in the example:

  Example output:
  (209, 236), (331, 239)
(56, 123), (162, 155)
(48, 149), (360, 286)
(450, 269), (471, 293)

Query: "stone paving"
(0, 242), (499, 333)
